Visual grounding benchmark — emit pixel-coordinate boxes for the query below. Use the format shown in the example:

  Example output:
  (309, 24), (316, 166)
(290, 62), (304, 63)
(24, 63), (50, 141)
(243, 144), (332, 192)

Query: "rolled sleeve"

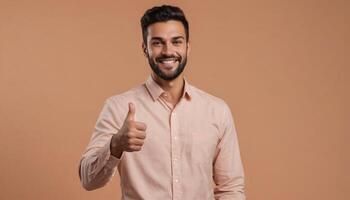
(79, 98), (123, 191)
(213, 103), (246, 200)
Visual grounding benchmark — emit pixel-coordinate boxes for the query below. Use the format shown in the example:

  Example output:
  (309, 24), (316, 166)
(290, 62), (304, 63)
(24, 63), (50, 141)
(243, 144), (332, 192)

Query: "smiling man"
(79, 5), (245, 200)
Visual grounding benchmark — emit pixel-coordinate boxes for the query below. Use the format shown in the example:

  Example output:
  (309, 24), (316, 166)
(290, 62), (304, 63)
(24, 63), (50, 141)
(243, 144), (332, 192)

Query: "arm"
(79, 98), (122, 191)
(213, 103), (246, 200)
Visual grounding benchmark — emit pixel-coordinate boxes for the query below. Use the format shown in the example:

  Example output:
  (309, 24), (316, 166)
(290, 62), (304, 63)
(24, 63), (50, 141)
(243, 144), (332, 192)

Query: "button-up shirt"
(79, 76), (245, 200)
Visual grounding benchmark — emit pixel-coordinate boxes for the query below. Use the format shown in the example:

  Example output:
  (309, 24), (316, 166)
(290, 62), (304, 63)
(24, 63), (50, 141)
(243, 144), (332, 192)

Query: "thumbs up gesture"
(110, 103), (147, 158)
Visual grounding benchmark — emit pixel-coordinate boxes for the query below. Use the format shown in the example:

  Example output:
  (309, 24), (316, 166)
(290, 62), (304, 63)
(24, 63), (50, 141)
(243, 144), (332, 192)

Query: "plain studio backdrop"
(0, 0), (348, 200)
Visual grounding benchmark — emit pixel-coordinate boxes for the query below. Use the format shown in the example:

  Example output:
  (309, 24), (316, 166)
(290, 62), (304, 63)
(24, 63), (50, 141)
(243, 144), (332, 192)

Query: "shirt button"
(174, 136), (177, 140)
(175, 179), (179, 183)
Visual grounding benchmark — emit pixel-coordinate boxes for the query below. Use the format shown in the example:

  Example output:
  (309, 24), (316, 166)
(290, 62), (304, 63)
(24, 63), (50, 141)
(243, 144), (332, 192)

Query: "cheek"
(178, 50), (187, 58)
(177, 46), (188, 55)
(148, 49), (161, 58)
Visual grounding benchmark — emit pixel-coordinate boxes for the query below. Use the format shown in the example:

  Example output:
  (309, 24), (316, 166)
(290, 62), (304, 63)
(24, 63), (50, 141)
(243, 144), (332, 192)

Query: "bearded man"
(79, 5), (246, 200)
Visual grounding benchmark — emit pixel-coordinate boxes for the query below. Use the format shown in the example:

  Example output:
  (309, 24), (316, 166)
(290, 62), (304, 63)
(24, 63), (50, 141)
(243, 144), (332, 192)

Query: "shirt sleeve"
(213, 102), (246, 200)
(79, 98), (124, 191)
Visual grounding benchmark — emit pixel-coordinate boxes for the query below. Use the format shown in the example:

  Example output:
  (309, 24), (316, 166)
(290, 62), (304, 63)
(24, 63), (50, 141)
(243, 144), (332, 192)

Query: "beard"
(147, 52), (187, 81)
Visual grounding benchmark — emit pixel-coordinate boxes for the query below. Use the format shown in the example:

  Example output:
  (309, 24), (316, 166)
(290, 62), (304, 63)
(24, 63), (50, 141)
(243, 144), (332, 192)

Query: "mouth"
(157, 57), (179, 65)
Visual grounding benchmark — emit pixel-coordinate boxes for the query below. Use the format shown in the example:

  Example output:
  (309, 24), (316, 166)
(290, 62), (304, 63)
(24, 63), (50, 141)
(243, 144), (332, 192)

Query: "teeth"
(162, 60), (175, 63)
(159, 59), (176, 64)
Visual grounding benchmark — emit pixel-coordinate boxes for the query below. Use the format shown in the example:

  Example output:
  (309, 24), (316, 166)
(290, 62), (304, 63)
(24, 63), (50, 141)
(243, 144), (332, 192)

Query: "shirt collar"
(145, 75), (192, 102)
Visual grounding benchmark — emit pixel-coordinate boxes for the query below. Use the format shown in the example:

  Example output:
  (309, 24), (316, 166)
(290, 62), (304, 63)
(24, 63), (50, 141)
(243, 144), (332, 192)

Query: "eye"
(151, 41), (162, 46)
(173, 40), (183, 45)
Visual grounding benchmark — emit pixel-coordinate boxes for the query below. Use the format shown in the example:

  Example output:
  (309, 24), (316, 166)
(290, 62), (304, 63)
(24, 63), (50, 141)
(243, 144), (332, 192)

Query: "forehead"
(146, 20), (186, 40)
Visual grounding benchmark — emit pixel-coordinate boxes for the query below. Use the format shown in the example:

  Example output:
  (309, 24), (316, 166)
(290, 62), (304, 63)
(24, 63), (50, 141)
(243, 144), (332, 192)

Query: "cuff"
(99, 140), (122, 171)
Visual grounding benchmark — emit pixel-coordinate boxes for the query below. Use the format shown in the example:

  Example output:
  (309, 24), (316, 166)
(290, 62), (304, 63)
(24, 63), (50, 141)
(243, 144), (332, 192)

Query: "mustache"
(156, 54), (181, 61)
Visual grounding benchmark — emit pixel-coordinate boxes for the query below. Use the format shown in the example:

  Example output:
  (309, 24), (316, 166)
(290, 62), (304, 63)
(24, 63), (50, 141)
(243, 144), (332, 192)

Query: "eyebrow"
(150, 36), (185, 41)
(172, 36), (185, 40)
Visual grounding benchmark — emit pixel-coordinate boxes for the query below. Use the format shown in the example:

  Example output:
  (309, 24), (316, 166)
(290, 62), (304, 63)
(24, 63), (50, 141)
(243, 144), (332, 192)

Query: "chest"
(137, 103), (221, 163)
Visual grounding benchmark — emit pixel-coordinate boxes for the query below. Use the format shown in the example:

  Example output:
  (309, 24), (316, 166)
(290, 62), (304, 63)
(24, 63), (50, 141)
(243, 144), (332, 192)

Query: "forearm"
(213, 173), (245, 200)
(213, 142), (246, 200)
(214, 102), (246, 199)
(79, 140), (119, 191)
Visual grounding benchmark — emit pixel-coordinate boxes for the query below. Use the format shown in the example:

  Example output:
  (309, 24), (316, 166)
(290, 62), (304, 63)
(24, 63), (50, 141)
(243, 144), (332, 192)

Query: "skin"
(110, 20), (190, 158)
(143, 20), (190, 105)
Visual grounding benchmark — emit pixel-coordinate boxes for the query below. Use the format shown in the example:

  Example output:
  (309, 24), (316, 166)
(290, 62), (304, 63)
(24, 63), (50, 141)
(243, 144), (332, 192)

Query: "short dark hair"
(140, 5), (189, 45)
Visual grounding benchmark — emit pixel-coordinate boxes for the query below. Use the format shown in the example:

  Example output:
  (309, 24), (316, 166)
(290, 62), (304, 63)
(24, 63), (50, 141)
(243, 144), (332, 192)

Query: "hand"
(110, 102), (147, 158)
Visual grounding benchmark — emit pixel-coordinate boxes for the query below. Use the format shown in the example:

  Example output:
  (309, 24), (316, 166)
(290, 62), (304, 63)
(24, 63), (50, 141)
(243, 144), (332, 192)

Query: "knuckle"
(130, 145), (141, 151)
(127, 138), (133, 145)
(126, 131), (134, 138)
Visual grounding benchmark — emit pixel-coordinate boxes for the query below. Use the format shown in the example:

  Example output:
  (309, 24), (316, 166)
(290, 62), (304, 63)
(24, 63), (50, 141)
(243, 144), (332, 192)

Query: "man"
(79, 5), (245, 200)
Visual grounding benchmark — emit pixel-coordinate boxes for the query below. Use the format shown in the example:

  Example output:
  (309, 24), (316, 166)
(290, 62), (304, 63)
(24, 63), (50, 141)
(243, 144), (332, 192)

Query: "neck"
(151, 72), (185, 104)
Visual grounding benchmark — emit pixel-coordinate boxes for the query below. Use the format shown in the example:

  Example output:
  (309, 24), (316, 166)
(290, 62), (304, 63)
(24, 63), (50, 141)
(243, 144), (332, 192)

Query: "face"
(143, 20), (189, 81)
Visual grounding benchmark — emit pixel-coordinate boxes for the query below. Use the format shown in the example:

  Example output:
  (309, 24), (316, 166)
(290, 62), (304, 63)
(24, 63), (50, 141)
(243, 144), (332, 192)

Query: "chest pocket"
(182, 119), (220, 165)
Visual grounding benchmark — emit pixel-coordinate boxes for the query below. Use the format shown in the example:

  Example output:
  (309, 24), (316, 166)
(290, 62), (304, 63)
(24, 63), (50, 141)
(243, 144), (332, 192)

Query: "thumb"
(126, 102), (135, 121)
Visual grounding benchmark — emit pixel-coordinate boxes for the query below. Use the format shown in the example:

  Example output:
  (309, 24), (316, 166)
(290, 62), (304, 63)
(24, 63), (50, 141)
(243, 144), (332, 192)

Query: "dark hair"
(140, 5), (189, 45)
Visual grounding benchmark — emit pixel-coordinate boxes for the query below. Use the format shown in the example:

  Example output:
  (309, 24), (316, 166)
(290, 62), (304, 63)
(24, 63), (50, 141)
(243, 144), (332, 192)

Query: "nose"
(161, 42), (174, 56)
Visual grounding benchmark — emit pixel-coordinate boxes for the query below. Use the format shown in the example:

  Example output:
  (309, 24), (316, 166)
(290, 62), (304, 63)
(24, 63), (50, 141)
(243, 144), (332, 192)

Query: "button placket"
(170, 110), (182, 199)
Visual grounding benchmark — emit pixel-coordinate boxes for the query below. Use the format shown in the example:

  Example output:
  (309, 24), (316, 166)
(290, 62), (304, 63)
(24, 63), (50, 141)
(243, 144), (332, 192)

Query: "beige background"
(0, 0), (348, 200)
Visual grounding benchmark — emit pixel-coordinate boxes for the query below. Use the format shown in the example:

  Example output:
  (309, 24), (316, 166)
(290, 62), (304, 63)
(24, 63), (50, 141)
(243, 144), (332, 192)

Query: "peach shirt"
(79, 76), (245, 200)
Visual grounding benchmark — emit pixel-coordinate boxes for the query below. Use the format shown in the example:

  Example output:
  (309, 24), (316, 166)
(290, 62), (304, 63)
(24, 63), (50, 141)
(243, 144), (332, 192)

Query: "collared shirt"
(79, 76), (245, 200)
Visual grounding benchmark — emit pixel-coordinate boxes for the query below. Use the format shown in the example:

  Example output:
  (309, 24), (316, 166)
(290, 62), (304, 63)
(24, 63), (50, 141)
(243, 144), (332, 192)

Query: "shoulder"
(189, 84), (230, 112)
(189, 84), (234, 126)
(106, 84), (146, 105)
(98, 84), (146, 120)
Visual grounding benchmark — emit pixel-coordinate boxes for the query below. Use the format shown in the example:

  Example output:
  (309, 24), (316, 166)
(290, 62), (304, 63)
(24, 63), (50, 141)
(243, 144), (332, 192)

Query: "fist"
(110, 102), (147, 157)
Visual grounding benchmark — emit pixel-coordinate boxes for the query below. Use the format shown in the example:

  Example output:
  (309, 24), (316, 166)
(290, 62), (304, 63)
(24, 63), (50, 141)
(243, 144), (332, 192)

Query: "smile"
(157, 58), (178, 64)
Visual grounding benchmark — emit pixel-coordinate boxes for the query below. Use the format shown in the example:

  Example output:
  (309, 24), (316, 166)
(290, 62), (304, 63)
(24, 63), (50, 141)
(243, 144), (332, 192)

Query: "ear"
(142, 43), (148, 57)
(186, 41), (191, 55)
